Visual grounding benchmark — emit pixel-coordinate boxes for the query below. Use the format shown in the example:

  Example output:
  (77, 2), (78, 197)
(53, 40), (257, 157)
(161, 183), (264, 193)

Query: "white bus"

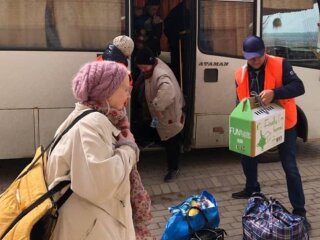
(0, 0), (319, 159)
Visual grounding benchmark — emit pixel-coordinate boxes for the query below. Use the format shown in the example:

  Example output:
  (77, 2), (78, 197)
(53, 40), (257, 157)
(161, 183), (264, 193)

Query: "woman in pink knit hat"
(98, 36), (154, 240)
(46, 61), (139, 240)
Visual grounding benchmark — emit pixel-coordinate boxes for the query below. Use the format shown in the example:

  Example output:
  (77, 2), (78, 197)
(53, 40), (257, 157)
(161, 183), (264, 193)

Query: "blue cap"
(243, 36), (265, 60)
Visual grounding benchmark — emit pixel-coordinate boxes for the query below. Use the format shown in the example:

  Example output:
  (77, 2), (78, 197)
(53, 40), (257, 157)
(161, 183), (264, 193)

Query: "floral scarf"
(82, 101), (154, 239)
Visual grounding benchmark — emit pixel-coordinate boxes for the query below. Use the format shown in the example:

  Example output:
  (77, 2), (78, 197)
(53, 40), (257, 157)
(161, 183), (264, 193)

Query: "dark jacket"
(236, 58), (305, 103)
(164, 2), (190, 50)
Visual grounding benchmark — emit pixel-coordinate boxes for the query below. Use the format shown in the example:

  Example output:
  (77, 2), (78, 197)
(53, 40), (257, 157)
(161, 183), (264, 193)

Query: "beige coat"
(46, 103), (137, 240)
(145, 58), (185, 140)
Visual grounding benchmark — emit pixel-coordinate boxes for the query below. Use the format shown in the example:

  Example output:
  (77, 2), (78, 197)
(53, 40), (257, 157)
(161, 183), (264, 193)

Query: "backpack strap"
(0, 180), (71, 239)
(48, 109), (98, 209)
(48, 109), (98, 208)
(49, 109), (97, 154)
(56, 187), (73, 209)
(0, 109), (97, 240)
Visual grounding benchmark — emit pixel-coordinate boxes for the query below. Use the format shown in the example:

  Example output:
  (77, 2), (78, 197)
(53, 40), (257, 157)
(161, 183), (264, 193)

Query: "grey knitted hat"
(113, 35), (134, 57)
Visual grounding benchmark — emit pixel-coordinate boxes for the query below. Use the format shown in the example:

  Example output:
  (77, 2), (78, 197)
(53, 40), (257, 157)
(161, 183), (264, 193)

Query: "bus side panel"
(0, 52), (96, 159)
(0, 52), (95, 109)
(193, 55), (246, 148)
(193, 0), (254, 148)
(0, 110), (35, 159)
(294, 66), (320, 141)
(194, 114), (229, 148)
(39, 108), (74, 148)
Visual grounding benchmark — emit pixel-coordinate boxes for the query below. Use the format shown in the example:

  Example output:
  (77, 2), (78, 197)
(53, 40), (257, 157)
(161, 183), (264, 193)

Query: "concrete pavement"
(0, 140), (319, 239)
(138, 140), (320, 239)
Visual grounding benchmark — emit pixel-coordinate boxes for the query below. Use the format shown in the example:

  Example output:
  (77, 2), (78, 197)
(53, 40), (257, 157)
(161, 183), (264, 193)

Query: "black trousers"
(241, 127), (306, 214)
(162, 132), (182, 171)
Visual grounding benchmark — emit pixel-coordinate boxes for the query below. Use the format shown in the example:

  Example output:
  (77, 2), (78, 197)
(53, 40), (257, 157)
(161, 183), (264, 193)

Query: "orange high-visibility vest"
(235, 54), (297, 129)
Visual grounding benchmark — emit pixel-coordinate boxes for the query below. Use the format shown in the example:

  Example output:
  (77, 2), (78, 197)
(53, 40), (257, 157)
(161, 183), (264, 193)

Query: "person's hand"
(117, 129), (140, 162)
(259, 90), (274, 105)
(118, 129), (135, 142)
(117, 116), (130, 131)
(153, 15), (162, 24)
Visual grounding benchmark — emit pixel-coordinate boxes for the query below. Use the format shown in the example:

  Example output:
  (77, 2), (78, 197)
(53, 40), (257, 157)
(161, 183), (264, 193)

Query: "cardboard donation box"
(229, 98), (285, 157)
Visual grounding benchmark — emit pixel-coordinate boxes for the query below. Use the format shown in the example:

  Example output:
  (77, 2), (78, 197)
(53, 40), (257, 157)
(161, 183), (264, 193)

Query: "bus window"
(0, 0), (127, 50)
(0, 0), (129, 159)
(262, 0), (320, 69)
(198, 0), (254, 57)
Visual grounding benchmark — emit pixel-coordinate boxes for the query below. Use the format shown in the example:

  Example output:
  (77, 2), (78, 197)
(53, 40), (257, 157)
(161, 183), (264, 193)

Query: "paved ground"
(137, 140), (320, 239)
(1, 140), (320, 239)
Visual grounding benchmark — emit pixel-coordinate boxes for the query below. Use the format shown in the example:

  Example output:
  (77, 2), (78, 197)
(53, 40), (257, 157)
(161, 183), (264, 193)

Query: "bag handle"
(186, 206), (210, 234)
(250, 193), (291, 214)
(269, 197), (291, 214)
(192, 228), (227, 240)
(49, 109), (97, 154)
(250, 91), (269, 114)
(186, 206), (227, 239)
(247, 193), (293, 221)
(250, 192), (269, 202)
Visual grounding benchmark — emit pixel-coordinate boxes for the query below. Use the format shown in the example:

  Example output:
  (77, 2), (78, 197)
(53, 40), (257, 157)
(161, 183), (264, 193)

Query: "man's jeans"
(241, 127), (306, 214)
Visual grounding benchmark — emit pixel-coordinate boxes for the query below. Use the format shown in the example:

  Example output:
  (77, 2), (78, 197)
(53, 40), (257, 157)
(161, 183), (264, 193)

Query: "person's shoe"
(164, 169), (180, 182)
(231, 189), (254, 199)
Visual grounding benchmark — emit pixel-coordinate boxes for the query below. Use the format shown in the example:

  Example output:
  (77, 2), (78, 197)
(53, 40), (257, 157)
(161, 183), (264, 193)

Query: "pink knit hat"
(72, 61), (127, 102)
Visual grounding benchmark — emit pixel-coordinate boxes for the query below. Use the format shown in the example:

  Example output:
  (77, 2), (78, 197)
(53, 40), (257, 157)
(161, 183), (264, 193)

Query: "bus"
(0, 0), (319, 159)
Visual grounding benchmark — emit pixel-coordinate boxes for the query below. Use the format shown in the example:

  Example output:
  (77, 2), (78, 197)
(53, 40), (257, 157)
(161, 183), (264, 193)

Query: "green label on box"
(229, 118), (252, 155)
(229, 99), (253, 156)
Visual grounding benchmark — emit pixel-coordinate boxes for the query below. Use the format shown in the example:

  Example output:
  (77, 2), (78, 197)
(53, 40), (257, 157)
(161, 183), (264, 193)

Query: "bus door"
(194, 0), (255, 148)
(130, 0), (196, 150)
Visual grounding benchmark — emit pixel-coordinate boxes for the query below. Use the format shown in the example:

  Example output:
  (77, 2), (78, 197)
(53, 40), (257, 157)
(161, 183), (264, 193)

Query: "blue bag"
(243, 192), (308, 240)
(161, 191), (220, 240)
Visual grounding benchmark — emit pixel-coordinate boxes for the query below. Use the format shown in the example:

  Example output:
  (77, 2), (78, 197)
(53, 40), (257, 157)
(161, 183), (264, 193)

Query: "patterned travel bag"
(242, 192), (308, 240)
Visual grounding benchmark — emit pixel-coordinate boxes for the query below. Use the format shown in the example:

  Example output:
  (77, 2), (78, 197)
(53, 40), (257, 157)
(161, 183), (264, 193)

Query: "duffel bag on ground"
(161, 191), (220, 240)
(242, 192), (308, 240)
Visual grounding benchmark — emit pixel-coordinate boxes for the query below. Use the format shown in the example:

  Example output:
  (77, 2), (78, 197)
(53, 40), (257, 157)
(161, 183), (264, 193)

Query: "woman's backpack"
(0, 110), (96, 240)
